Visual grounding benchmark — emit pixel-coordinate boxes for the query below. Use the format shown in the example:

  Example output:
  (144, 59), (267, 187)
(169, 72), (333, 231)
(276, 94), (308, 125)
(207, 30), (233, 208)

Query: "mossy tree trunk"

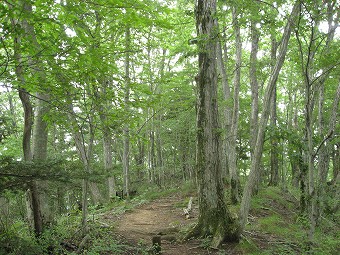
(190, 0), (240, 248)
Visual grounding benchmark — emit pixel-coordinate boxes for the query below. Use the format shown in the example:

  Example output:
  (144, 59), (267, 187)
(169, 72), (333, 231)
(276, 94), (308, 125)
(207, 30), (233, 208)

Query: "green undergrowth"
(239, 186), (340, 255)
(1, 183), (338, 255)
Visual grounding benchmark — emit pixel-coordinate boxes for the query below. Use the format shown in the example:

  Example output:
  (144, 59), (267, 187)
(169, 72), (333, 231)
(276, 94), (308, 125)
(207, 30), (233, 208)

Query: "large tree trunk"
(239, 0), (301, 232)
(32, 93), (51, 225)
(189, 0), (240, 247)
(23, 0), (52, 229)
(10, 0), (49, 236)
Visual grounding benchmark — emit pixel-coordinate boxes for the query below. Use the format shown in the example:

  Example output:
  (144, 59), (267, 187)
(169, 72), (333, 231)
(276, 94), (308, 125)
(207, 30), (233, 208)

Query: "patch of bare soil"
(105, 194), (238, 255)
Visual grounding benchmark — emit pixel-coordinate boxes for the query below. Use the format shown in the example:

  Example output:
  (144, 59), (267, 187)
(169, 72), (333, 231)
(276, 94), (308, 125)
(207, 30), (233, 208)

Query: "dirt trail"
(109, 194), (224, 255)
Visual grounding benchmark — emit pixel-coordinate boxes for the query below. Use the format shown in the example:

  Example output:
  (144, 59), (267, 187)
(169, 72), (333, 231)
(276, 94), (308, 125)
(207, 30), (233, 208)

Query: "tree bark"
(189, 0), (240, 247)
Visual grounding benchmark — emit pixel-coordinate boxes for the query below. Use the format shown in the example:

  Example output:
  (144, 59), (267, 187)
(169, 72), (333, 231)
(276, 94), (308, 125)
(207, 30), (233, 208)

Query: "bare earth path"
(104, 194), (231, 255)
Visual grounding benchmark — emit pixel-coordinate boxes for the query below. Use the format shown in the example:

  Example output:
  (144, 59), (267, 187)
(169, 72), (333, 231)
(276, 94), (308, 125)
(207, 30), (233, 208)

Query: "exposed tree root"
(184, 219), (240, 248)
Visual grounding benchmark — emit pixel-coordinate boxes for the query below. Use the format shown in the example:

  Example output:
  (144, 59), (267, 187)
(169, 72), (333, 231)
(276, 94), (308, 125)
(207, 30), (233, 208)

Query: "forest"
(0, 0), (339, 254)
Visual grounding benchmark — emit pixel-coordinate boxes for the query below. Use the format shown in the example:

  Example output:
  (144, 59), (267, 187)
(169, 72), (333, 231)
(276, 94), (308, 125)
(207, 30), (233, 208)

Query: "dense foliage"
(0, 0), (339, 254)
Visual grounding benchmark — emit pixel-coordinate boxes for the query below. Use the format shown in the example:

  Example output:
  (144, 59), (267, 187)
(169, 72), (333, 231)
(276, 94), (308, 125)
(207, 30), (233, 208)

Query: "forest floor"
(102, 193), (228, 254)
(96, 186), (339, 255)
(2, 185), (338, 255)
(100, 189), (292, 255)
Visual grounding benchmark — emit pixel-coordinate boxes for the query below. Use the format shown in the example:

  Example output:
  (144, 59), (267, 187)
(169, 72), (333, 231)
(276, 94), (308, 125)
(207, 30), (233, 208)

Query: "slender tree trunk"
(136, 135), (145, 180)
(123, 27), (131, 198)
(67, 105), (102, 232)
(296, 0), (338, 239)
(269, 35), (279, 186)
(227, 7), (242, 204)
(289, 93), (300, 188)
(103, 130), (116, 199)
(148, 128), (156, 183)
(315, 1), (339, 225)
(155, 49), (166, 186)
(95, 81), (116, 200)
(188, 0), (240, 247)
(249, 21), (259, 159)
(217, 39), (231, 183)
(239, 0), (301, 232)
(6, 87), (18, 131)
(332, 143), (340, 185)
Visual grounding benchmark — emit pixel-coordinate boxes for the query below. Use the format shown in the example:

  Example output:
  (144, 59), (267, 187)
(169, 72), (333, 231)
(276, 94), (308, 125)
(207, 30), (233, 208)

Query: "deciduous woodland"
(0, 0), (339, 254)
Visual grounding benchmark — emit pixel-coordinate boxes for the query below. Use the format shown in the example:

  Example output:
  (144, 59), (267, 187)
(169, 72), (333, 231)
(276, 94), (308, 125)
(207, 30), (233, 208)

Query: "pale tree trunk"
(51, 127), (66, 214)
(155, 49), (166, 186)
(23, 0), (51, 228)
(227, 7), (242, 204)
(239, 0), (301, 232)
(269, 35), (279, 186)
(304, 79), (316, 240)
(6, 87), (18, 131)
(248, 20), (260, 193)
(289, 93), (300, 188)
(314, 82), (340, 223)
(123, 27), (131, 198)
(145, 29), (160, 186)
(96, 84), (116, 199)
(315, 84), (329, 223)
(90, 13), (116, 201)
(32, 93), (51, 225)
(68, 106), (102, 232)
(332, 144), (340, 185)
(10, 0), (50, 235)
(315, 1), (339, 225)
(217, 39), (231, 183)
(103, 130), (116, 199)
(188, 0), (240, 247)
(12, 25), (41, 235)
(156, 119), (163, 186)
(135, 135), (145, 181)
(330, 142), (340, 213)
(296, 0), (338, 239)
(249, 21), (259, 158)
(148, 129), (156, 183)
